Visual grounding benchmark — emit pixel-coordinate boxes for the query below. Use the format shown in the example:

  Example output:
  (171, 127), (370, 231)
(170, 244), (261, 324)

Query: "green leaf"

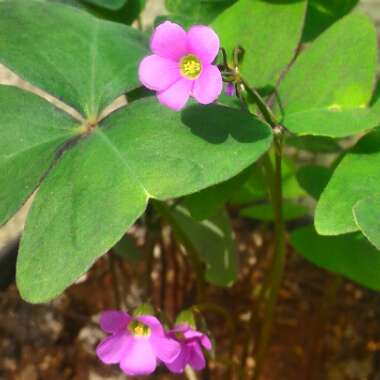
(17, 130), (149, 303)
(353, 195), (380, 251)
(281, 157), (307, 199)
(17, 100), (272, 302)
(296, 165), (332, 200)
(165, 0), (236, 25)
(0, 85), (80, 226)
(315, 130), (380, 235)
(0, 0), (148, 118)
(230, 163), (267, 204)
(156, 203), (238, 287)
(80, 0), (147, 25)
(241, 201), (308, 222)
(176, 309), (196, 329)
(291, 226), (380, 291)
(80, 0), (127, 10)
(133, 303), (155, 316)
(184, 168), (251, 220)
(302, 0), (359, 42)
(113, 235), (142, 261)
(286, 135), (341, 153)
(278, 12), (378, 137)
(99, 101), (273, 199)
(212, 0), (307, 89)
(230, 156), (305, 205)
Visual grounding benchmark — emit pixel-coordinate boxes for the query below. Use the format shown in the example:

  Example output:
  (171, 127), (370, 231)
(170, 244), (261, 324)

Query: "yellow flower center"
(128, 321), (151, 337)
(180, 54), (202, 79)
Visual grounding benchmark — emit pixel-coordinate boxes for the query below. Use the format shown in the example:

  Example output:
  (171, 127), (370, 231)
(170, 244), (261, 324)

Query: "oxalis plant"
(1, 0), (380, 378)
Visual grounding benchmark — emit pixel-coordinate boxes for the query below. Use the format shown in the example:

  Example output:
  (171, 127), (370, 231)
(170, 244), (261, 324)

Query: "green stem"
(239, 80), (278, 127)
(237, 75), (286, 380)
(252, 137), (286, 380)
(185, 366), (199, 380)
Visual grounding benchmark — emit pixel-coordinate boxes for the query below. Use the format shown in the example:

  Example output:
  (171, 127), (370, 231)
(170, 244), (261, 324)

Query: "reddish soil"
(1, 218), (380, 380)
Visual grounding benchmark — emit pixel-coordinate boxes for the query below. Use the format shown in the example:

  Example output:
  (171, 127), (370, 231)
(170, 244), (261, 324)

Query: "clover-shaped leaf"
(0, 0), (149, 118)
(0, 0), (273, 302)
(17, 100), (272, 302)
(292, 226), (380, 291)
(212, 0), (307, 89)
(278, 12), (378, 137)
(353, 195), (380, 251)
(315, 130), (380, 235)
(0, 86), (81, 226)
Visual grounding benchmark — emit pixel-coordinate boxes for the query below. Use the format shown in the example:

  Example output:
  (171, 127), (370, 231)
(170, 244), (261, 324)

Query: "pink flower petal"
(99, 311), (130, 333)
(184, 329), (204, 340)
(201, 335), (212, 351)
(188, 25), (220, 64)
(193, 64), (222, 105)
(137, 315), (164, 336)
(188, 343), (206, 371)
(170, 324), (189, 334)
(151, 21), (188, 61)
(139, 54), (181, 92)
(165, 348), (188, 374)
(151, 335), (181, 363)
(96, 333), (132, 364)
(157, 78), (193, 111)
(120, 338), (157, 376)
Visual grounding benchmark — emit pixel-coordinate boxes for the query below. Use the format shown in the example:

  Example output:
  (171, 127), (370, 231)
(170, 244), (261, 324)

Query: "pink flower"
(165, 324), (212, 373)
(96, 311), (180, 376)
(138, 21), (223, 111)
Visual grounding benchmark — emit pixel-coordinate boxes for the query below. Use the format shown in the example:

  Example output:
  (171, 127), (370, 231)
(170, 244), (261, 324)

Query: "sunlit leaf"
(17, 100), (272, 302)
(212, 0), (307, 89)
(315, 130), (380, 235)
(353, 195), (380, 251)
(278, 13), (378, 137)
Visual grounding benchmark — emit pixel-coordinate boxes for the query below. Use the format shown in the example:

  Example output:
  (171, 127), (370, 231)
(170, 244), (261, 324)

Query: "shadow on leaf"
(180, 104), (271, 144)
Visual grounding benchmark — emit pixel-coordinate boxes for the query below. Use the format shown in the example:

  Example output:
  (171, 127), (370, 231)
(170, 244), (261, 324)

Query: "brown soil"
(1, 217), (380, 380)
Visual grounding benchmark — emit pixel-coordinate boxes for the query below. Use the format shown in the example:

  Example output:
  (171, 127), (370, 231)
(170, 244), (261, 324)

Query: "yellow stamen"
(128, 321), (151, 337)
(180, 54), (202, 79)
